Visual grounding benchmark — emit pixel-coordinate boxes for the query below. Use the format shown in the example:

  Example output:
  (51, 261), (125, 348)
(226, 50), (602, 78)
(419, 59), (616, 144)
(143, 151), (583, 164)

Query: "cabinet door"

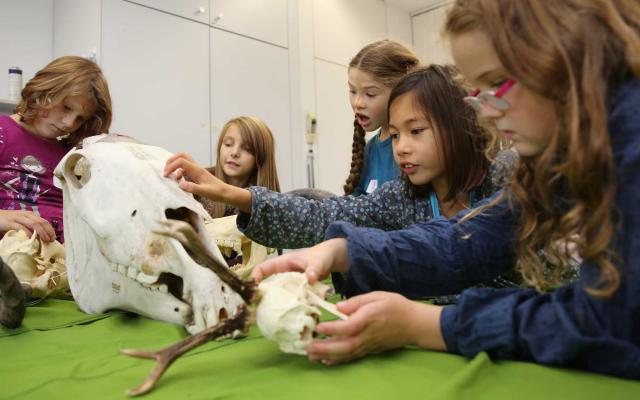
(102, 0), (211, 164)
(211, 0), (288, 48)
(128, 0), (209, 24)
(211, 29), (292, 189)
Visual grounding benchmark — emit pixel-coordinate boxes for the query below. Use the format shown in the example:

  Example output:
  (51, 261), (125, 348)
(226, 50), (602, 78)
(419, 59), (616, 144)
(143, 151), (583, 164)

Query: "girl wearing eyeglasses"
(251, 0), (640, 378)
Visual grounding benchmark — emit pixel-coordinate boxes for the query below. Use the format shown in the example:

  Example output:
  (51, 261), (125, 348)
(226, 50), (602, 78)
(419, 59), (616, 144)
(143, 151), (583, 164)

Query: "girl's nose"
(62, 115), (75, 129)
(395, 136), (411, 155)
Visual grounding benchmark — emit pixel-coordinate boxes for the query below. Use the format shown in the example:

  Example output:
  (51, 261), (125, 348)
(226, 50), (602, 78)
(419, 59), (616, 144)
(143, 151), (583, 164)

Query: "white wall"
(385, 3), (413, 47)
(54, 0), (100, 62)
(412, 4), (453, 66)
(0, 0), (53, 100)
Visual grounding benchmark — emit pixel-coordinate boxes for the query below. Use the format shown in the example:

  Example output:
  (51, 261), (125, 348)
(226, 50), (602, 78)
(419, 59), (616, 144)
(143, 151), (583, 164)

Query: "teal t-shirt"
(354, 131), (398, 196)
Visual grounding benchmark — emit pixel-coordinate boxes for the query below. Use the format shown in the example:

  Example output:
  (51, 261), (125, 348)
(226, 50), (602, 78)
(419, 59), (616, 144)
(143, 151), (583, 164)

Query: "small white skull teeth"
(109, 262), (168, 292)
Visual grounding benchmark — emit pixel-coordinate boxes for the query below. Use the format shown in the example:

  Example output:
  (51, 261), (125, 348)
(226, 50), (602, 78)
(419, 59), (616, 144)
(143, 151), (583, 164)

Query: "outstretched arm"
(238, 180), (433, 249)
(251, 238), (349, 284)
(325, 192), (518, 298)
(163, 152), (252, 213)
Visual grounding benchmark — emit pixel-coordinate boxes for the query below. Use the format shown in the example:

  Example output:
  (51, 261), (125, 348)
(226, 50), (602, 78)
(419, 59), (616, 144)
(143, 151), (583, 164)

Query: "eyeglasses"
(464, 79), (516, 112)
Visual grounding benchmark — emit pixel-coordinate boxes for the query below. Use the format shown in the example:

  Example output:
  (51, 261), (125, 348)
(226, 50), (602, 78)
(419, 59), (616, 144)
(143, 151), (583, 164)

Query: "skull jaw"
(67, 239), (246, 333)
(64, 214), (246, 333)
(71, 270), (192, 326)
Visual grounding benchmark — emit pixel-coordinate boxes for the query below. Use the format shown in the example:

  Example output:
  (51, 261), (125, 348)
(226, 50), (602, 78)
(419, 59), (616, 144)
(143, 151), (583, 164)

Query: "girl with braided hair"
(343, 39), (420, 196)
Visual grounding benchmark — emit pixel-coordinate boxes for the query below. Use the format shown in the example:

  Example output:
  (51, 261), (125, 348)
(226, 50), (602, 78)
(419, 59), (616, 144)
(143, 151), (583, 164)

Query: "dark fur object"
(0, 258), (26, 329)
(286, 188), (336, 201)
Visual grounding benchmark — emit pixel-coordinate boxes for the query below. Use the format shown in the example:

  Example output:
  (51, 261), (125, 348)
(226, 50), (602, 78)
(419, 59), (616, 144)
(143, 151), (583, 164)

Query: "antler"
(122, 219), (258, 396)
(121, 304), (250, 396)
(153, 219), (257, 303)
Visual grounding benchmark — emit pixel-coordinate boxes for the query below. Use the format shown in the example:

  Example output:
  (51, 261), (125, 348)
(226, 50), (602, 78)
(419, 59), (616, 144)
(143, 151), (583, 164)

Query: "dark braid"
(343, 118), (367, 195)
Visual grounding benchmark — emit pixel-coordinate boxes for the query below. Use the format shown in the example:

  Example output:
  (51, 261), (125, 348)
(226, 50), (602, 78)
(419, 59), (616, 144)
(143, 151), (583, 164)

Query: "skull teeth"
(127, 267), (138, 279)
(109, 262), (166, 292)
(136, 271), (158, 284)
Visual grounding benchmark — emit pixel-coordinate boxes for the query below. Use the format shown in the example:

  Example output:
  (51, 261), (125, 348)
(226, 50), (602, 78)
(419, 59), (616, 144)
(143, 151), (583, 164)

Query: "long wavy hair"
(445, 0), (640, 296)
(15, 56), (112, 147)
(388, 65), (490, 202)
(208, 116), (281, 218)
(343, 40), (420, 195)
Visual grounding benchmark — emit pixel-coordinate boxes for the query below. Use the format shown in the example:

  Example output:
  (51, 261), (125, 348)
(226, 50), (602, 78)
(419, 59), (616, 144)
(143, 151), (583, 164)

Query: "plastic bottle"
(8, 66), (22, 102)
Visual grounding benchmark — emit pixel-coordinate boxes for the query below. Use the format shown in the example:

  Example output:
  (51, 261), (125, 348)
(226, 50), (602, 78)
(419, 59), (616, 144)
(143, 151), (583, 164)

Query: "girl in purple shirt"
(0, 56), (112, 243)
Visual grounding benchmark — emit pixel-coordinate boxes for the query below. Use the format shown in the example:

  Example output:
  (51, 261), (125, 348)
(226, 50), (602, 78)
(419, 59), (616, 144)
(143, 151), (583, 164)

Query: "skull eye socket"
(64, 154), (91, 188)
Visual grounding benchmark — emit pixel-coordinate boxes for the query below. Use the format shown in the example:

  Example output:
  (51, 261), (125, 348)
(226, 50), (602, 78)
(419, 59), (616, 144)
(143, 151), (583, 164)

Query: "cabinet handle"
(197, 7), (205, 14)
(213, 13), (224, 23)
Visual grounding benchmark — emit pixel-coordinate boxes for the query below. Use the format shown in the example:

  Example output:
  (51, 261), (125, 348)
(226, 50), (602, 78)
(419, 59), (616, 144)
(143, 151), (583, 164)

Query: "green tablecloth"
(1, 299), (639, 399)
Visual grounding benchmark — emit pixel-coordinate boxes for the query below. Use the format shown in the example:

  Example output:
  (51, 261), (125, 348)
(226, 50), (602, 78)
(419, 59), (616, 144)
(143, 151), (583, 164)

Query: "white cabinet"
(101, 0), (212, 164)
(211, 28), (293, 189)
(211, 0), (288, 47)
(128, 0), (210, 24)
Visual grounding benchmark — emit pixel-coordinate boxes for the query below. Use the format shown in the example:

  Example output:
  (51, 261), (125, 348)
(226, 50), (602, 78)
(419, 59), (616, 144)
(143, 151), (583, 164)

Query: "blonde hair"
(343, 39), (420, 195)
(445, 0), (640, 296)
(15, 56), (112, 147)
(208, 116), (281, 218)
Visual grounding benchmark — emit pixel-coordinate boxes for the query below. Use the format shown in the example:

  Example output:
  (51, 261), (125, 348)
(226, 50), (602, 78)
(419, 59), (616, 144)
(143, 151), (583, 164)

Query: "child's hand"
(251, 238), (349, 283)
(164, 152), (227, 201)
(306, 292), (446, 365)
(0, 210), (57, 242)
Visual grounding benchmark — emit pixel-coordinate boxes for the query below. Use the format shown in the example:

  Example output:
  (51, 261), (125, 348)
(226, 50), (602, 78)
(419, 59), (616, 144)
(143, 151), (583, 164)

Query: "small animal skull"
(0, 230), (69, 299)
(256, 272), (338, 355)
(53, 134), (245, 334)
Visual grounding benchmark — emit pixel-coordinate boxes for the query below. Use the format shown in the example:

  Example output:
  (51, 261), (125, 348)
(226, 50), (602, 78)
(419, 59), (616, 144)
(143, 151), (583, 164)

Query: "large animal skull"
(53, 134), (245, 334)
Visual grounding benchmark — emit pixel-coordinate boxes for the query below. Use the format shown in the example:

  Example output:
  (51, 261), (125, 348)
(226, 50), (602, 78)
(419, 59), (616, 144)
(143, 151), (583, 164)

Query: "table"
(1, 299), (638, 399)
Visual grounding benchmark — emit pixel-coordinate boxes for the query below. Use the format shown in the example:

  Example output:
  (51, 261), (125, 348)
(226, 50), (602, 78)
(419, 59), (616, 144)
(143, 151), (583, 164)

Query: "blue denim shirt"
(325, 79), (640, 379)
